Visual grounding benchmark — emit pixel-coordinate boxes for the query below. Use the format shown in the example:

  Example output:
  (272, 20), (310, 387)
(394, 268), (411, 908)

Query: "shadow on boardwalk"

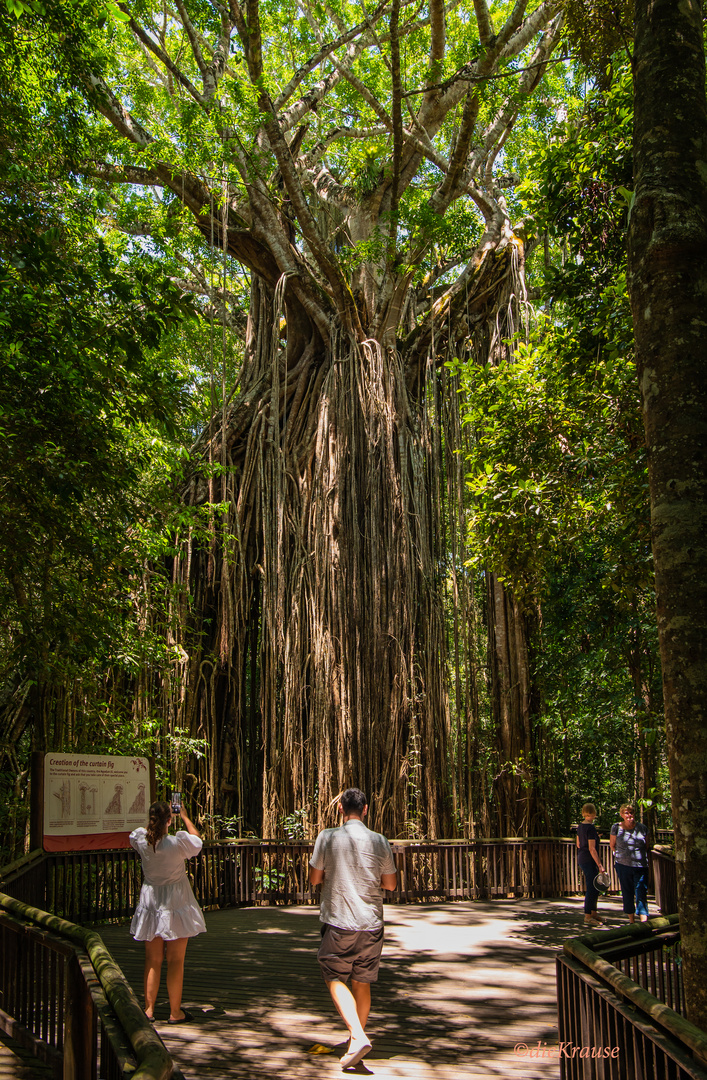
(99, 896), (635, 1080)
(0, 1030), (54, 1080)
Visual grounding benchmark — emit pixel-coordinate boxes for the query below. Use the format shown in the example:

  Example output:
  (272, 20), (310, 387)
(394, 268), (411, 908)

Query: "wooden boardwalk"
(99, 896), (636, 1080)
(0, 1032), (52, 1080)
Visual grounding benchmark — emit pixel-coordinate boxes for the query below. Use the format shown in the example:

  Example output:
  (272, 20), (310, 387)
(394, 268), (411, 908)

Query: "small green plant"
(203, 813), (256, 840)
(164, 728), (208, 761)
(637, 786), (669, 816)
(254, 865), (286, 891)
(279, 807), (308, 840)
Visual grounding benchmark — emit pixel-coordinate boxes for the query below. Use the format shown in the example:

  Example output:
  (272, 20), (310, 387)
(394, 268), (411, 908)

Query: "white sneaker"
(340, 1038), (372, 1069)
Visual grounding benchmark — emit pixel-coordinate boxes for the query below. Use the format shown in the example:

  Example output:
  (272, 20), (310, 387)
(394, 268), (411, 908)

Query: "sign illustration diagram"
(52, 780), (72, 818)
(104, 784), (124, 816)
(78, 783), (98, 817)
(128, 783), (147, 815)
(43, 754), (152, 851)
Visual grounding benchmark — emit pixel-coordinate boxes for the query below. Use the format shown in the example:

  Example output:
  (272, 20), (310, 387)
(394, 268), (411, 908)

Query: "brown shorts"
(317, 923), (384, 984)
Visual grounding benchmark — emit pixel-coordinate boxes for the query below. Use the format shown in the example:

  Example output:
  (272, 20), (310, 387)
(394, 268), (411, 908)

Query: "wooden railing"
(46, 848), (144, 923)
(0, 837), (689, 1080)
(0, 849), (48, 907)
(0, 891), (179, 1080)
(652, 843), (679, 914)
(557, 916), (707, 1080)
(0, 836), (674, 925)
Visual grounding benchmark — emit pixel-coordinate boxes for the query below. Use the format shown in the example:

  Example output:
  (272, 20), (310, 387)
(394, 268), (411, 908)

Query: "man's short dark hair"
(340, 788), (367, 815)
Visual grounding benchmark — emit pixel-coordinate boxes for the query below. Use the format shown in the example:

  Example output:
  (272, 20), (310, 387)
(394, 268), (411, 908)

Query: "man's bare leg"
(327, 980), (367, 1041)
(350, 980), (371, 1029)
(327, 980), (372, 1067)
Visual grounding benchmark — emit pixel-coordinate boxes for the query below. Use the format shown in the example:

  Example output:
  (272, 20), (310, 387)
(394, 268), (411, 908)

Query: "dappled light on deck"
(100, 897), (635, 1079)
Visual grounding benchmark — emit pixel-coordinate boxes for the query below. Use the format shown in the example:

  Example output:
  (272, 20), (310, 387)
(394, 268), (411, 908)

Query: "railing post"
(30, 752), (44, 854)
(63, 954), (96, 1080)
(652, 846), (678, 915)
(534, 840), (555, 898)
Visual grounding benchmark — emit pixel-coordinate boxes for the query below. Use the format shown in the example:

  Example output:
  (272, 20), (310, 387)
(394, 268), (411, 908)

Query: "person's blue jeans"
(615, 863), (649, 917)
(578, 859), (600, 914)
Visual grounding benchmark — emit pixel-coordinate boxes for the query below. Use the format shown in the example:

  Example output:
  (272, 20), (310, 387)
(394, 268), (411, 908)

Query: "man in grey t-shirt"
(309, 788), (397, 1069)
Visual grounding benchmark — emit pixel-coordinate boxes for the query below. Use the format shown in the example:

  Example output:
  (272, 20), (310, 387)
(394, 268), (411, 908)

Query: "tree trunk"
(170, 275), (455, 838)
(164, 229), (529, 840)
(626, 619), (659, 843)
(486, 573), (542, 836)
(627, 0), (707, 1028)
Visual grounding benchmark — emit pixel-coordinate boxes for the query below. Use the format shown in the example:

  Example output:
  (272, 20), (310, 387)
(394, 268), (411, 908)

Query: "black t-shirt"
(577, 822), (600, 857)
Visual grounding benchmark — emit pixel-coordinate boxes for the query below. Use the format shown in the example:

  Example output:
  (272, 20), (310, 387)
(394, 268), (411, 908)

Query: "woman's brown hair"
(146, 801), (171, 851)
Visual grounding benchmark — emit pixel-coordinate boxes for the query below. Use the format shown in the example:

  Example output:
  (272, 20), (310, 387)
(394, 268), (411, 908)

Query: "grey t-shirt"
(310, 819), (396, 931)
(611, 822), (648, 867)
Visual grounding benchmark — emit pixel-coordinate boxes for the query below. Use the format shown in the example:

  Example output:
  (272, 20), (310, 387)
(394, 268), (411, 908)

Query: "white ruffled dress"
(129, 827), (207, 941)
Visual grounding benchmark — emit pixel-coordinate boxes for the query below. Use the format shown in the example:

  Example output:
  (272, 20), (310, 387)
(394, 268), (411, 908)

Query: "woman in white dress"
(130, 800), (206, 1023)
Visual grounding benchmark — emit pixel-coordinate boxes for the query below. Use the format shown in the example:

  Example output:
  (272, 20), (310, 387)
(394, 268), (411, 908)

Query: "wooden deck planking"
(0, 1032), (53, 1080)
(99, 896), (637, 1080)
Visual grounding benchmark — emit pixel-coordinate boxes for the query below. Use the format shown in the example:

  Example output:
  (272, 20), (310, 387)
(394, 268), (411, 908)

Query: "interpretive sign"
(42, 753), (152, 851)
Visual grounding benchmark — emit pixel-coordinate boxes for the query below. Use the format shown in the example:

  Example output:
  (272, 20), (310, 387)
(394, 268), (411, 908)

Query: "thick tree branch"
(470, 15), (563, 175)
(402, 221), (518, 374)
(273, 0), (389, 111)
(402, 124), (497, 220)
(428, 85), (481, 215)
(228, 0), (250, 61)
(173, 0), (209, 76)
(388, 0), (403, 261)
(320, 0), (346, 34)
(413, 255), (467, 306)
(304, 125), (389, 169)
(117, 3), (206, 104)
(245, 0), (263, 81)
(325, 54), (394, 128)
(473, 0), (495, 45)
(86, 81), (301, 295)
(304, 166), (359, 211)
(279, 70), (343, 132)
(262, 106), (359, 330)
(203, 11), (233, 100)
(484, 122), (513, 188)
(499, 0), (560, 58)
(495, 0), (528, 51)
(87, 74), (155, 148)
(167, 5), (241, 82)
(85, 162), (166, 185)
(418, 0), (446, 120)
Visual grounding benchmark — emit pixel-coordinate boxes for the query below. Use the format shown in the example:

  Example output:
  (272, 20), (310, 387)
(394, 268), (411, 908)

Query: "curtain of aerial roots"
(483, 242), (543, 838)
(169, 277), (451, 839)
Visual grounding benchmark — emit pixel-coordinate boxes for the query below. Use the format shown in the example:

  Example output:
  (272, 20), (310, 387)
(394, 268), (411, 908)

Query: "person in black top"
(576, 803), (606, 926)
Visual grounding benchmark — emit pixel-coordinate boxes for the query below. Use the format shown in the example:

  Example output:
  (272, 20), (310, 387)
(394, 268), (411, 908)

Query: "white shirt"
(129, 827), (203, 885)
(310, 819), (396, 931)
